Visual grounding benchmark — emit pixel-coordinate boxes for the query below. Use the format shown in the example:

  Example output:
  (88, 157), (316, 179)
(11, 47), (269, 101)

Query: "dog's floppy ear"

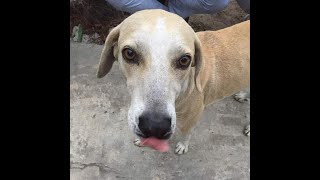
(192, 34), (204, 92)
(97, 25), (121, 78)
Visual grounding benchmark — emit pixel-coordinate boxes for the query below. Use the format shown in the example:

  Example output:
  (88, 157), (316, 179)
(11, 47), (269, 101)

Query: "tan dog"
(97, 10), (250, 154)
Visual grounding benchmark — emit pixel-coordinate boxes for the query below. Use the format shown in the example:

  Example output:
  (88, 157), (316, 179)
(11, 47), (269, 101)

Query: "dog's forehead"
(122, 9), (187, 28)
(131, 18), (184, 45)
(119, 10), (194, 47)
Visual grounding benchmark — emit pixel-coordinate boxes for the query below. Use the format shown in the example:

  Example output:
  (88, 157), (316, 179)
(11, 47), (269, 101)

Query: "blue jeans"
(236, 0), (250, 14)
(106, 0), (233, 18)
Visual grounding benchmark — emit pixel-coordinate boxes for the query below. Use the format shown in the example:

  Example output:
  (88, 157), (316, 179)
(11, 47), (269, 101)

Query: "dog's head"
(97, 10), (203, 140)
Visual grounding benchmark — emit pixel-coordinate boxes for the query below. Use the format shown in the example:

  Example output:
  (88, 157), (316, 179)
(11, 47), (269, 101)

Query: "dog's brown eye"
(178, 55), (191, 69)
(122, 48), (136, 60)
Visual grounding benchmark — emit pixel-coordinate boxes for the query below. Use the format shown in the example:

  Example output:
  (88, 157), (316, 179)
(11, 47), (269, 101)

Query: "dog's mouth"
(134, 129), (171, 152)
(134, 130), (147, 138)
(140, 137), (169, 152)
(134, 128), (173, 139)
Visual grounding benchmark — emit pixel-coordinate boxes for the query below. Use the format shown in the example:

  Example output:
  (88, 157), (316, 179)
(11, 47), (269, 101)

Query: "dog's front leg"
(175, 133), (192, 155)
(133, 137), (145, 147)
(175, 107), (204, 155)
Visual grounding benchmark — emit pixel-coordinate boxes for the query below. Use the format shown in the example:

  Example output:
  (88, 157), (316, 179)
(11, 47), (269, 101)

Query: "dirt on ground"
(70, 0), (248, 45)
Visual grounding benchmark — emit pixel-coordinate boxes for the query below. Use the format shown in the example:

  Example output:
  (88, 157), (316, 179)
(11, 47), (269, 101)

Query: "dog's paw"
(175, 142), (189, 155)
(244, 124), (250, 137)
(234, 91), (250, 103)
(133, 138), (145, 147)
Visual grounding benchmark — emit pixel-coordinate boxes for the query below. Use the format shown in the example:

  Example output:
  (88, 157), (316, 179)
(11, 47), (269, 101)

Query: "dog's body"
(97, 10), (250, 154)
(176, 22), (250, 133)
(174, 22), (250, 153)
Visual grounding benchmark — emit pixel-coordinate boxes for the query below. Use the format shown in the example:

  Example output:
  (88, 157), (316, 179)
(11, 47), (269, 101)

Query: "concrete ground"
(70, 42), (250, 180)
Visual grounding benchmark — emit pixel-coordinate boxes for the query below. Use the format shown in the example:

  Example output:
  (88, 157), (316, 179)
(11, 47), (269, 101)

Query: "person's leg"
(106, 0), (168, 14)
(235, 0), (250, 14)
(168, 0), (230, 19)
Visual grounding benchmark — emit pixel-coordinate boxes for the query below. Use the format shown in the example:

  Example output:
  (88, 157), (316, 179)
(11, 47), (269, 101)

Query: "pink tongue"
(140, 137), (169, 152)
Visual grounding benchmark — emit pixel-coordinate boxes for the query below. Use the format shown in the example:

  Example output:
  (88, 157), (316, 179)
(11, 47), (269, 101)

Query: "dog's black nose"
(138, 112), (172, 139)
